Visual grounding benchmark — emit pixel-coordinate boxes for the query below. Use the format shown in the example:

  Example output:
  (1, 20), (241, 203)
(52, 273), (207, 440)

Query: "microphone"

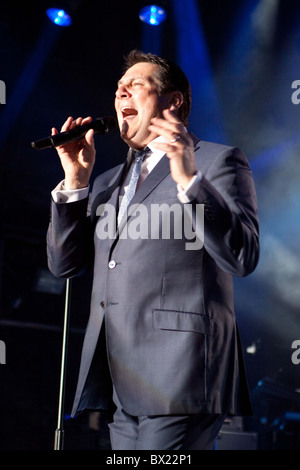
(31, 116), (117, 150)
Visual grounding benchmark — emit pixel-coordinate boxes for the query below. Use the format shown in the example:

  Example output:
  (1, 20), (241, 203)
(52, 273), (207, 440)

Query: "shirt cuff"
(51, 180), (89, 203)
(177, 171), (202, 203)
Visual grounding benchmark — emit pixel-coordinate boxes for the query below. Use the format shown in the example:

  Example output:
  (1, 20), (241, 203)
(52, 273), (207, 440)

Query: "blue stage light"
(46, 8), (72, 27)
(139, 5), (167, 26)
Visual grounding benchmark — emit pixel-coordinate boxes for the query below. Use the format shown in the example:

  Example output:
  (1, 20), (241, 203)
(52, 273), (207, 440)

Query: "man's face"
(115, 62), (170, 149)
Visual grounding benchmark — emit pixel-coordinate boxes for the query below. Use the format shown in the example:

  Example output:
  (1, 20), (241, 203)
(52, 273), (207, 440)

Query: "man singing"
(47, 50), (259, 450)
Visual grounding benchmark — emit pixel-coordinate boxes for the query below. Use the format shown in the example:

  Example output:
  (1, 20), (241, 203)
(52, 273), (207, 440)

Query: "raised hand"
(149, 109), (197, 189)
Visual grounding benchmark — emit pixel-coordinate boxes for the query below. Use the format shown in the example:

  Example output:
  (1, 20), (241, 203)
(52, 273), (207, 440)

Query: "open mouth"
(121, 106), (138, 120)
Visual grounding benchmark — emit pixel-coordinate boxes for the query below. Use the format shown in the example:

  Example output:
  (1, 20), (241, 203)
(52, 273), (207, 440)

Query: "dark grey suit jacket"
(47, 135), (259, 418)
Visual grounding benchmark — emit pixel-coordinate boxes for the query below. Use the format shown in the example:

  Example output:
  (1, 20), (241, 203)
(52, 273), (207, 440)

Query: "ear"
(168, 91), (184, 112)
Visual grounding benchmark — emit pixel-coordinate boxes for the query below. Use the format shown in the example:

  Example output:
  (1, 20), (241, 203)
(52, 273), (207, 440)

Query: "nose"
(115, 83), (131, 99)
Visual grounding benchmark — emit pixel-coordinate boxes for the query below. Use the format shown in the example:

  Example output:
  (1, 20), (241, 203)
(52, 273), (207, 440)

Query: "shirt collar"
(146, 135), (167, 158)
(128, 135), (167, 164)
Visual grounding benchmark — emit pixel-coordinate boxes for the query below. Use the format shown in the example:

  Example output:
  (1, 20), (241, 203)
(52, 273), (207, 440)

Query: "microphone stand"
(54, 278), (72, 450)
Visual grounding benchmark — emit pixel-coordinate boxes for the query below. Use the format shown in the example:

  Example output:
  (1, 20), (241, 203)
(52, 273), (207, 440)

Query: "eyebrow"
(117, 75), (146, 87)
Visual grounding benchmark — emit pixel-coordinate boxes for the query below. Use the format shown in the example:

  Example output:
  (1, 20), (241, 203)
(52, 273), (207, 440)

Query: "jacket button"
(108, 260), (116, 269)
(100, 301), (105, 308)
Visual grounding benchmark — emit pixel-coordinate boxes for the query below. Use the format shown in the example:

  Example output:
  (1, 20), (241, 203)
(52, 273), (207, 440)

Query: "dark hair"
(123, 50), (191, 127)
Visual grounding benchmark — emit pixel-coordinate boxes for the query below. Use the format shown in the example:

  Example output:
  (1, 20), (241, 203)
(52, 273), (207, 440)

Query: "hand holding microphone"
(35, 115), (116, 190)
(31, 115), (117, 150)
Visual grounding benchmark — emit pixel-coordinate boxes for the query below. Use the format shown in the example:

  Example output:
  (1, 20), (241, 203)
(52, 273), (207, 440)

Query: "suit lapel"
(90, 151), (133, 227)
(131, 153), (170, 205)
(133, 133), (199, 207)
(116, 134), (199, 235)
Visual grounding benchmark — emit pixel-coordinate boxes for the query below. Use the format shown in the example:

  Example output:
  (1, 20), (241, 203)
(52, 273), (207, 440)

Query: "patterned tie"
(117, 148), (150, 226)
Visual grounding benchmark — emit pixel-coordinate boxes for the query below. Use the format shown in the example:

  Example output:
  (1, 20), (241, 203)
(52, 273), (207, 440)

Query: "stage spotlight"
(139, 5), (167, 26)
(46, 7), (72, 27)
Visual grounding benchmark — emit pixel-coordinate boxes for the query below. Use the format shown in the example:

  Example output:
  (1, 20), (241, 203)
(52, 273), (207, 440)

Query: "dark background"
(0, 0), (300, 450)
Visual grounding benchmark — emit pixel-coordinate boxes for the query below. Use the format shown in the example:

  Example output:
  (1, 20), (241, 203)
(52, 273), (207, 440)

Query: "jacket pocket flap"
(153, 309), (213, 335)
